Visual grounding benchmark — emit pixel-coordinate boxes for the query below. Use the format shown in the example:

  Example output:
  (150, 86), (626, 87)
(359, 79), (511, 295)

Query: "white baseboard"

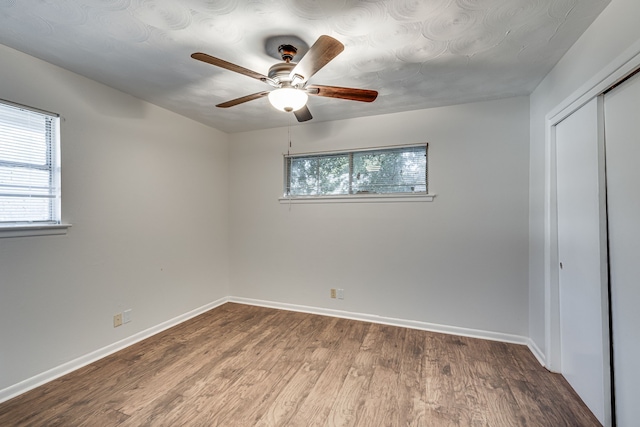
(0, 297), (228, 404)
(527, 338), (547, 367)
(229, 297), (530, 347)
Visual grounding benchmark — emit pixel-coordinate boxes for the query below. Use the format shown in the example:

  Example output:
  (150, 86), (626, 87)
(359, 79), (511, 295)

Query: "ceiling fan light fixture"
(268, 88), (308, 112)
(192, 35), (376, 123)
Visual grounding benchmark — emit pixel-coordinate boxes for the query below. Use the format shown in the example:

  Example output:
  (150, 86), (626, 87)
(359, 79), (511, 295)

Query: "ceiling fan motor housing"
(268, 62), (296, 87)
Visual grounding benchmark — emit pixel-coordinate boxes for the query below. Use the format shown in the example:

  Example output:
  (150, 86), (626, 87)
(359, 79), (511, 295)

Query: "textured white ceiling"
(0, 0), (609, 133)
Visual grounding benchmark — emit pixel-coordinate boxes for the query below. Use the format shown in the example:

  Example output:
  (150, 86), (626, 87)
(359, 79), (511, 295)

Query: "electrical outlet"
(330, 288), (336, 298)
(123, 309), (132, 324)
(337, 288), (344, 299)
(113, 313), (123, 328)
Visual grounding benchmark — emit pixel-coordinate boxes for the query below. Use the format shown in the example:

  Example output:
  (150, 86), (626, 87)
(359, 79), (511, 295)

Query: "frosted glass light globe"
(268, 88), (308, 112)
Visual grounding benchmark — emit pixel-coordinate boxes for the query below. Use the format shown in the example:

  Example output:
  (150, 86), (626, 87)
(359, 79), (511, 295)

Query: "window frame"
(280, 143), (435, 204)
(0, 98), (70, 238)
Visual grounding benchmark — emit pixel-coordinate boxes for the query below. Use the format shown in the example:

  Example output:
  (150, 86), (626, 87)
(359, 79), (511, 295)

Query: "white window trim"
(0, 223), (71, 238)
(285, 142), (428, 157)
(1, 98), (66, 236)
(278, 193), (435, 204)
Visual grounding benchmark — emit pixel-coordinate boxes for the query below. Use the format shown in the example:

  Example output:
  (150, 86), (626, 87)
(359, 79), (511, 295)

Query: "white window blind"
(0, 100), (60, 224)
(285, 145), (427, 197)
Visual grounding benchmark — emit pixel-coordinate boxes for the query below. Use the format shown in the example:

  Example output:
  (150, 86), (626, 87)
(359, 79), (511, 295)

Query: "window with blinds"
(285, 144), (427, 197)
(0, 100), (60, 224)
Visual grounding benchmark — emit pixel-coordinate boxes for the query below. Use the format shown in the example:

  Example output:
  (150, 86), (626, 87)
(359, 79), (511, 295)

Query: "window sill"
(278, 194), (436, 204)
(0, 223), (72, 239)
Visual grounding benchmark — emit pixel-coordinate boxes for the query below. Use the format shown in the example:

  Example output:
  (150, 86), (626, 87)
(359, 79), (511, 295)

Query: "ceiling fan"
(191, 35), (378, 122)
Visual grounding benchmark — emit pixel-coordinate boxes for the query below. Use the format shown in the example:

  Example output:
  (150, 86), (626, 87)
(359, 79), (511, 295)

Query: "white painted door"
(555, 97), (611, 425)
(604, 71), (640, 427)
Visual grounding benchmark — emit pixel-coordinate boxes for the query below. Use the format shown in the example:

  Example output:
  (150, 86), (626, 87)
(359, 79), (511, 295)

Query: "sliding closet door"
(604, 71), (640, 427)
(555, 97), (610, 425)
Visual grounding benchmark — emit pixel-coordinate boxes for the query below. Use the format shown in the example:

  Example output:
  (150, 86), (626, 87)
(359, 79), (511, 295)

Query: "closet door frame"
(543, 38), (640, 427)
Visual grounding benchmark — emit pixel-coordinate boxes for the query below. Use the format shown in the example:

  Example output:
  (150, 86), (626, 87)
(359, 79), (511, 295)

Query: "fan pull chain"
(287, 113), (292, 155)
(287, 114), (293, 210)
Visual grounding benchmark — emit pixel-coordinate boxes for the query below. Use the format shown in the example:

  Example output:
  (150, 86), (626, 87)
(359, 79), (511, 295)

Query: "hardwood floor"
(0, 303), (601, 426)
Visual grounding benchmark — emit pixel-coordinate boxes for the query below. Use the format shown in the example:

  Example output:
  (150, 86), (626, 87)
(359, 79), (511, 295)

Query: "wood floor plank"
(0, 303), (603, 427)
(116, 307), (284, 425)
(326, 322), (383, 426)
(286, 319), (368, 427)
(203, 312), (314, 425)
(456, 338), (518, 426)
(397, 328), (427, 426)
(355, 324), (404, 426)
(424, 334), (480, 426)
(135, 308), (302, 426)
(252, 315), (345, 426)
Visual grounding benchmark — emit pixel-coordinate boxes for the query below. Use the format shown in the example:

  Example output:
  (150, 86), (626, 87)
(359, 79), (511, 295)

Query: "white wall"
(0, 44), (230, 393)
(229, 97), (530, 337)
(529, 0), (640, 355)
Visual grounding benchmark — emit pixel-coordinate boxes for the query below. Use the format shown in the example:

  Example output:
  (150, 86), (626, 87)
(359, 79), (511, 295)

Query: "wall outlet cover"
(113, 313), (123, 328)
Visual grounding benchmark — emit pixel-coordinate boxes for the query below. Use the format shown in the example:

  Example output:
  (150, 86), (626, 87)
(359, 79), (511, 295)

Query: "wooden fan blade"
(294, 105), (313, 122)
(289, 35), (344, 83)
(216, 91), (270, 108)
(307, 85), (378, 102)
(191, 52), (269, 82)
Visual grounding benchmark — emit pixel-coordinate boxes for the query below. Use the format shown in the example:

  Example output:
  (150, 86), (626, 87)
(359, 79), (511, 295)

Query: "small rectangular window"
(0, 100), (61, 225)
(285, 144), (427, 198)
